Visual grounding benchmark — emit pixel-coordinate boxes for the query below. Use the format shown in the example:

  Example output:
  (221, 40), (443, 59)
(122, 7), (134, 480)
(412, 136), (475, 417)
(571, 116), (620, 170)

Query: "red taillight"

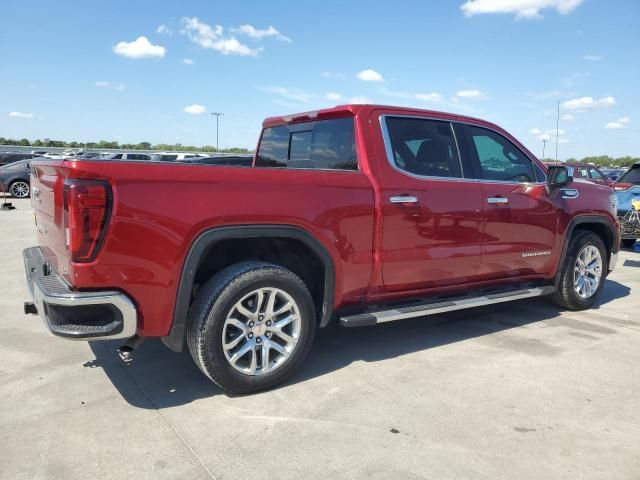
(63, 179), (111, 262)
(613, 183), (632, 191)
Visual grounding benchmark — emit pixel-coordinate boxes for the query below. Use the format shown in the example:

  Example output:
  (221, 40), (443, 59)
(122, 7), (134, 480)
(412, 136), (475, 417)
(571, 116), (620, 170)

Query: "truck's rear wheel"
(550, 231), (607, 310)
(186, 261), (316, 394)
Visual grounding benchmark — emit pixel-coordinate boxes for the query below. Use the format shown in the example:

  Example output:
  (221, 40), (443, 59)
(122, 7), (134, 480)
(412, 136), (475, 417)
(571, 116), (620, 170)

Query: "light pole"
(210, 112), (223, 153)
(542, 139), (548, 160)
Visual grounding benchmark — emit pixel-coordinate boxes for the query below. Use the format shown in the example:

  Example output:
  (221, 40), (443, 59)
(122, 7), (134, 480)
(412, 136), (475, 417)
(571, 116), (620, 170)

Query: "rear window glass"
(256, 117), (357, 170)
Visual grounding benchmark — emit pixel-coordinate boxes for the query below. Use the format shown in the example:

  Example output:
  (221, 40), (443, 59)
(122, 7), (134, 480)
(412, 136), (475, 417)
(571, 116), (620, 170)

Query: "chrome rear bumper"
(23, 246), (137, 340)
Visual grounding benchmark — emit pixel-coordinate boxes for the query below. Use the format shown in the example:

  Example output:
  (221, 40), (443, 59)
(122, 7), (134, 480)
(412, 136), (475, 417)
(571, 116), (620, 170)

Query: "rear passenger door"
(459, 123), (558, 279)
(373, 114), (485, 292)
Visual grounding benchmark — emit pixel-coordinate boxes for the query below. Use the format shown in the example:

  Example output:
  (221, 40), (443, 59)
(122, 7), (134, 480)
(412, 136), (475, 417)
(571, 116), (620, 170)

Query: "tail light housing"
(63, 179), (111, 262)
(613, 183), (633, 191)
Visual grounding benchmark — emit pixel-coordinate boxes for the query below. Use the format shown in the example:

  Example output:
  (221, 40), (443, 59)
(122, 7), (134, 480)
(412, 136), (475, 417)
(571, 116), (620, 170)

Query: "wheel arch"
(162, 225), (336, 352)
(554, 215), (618, 288)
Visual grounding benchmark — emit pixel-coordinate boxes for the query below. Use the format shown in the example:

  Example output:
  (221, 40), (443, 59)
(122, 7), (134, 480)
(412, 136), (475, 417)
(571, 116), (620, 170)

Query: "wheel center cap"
(252, 323), (267, 336)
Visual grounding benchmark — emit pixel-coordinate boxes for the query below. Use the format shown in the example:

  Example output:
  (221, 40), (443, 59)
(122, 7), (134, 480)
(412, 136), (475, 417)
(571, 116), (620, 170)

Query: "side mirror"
(547, 165), (572, 188)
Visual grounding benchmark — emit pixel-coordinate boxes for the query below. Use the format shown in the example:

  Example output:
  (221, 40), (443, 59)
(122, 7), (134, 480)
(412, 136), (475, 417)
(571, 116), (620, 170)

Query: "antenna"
(542, 139), (548, 160)
(555, 100), (560, 163)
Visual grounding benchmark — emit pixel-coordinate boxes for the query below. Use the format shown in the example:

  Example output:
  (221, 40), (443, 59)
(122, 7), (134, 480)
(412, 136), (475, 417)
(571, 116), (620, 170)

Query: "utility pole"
(210, 112), (224, 153)
(555, 100), (560, 162)
(542, 139), (548, 160)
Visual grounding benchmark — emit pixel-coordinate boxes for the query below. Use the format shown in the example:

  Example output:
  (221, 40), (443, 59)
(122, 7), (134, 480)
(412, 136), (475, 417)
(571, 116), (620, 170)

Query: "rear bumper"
(23, 246), (137, 340)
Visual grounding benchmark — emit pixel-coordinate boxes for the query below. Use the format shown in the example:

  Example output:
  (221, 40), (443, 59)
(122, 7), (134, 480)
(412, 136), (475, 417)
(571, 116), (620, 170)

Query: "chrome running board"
(340, 285), (555, 327)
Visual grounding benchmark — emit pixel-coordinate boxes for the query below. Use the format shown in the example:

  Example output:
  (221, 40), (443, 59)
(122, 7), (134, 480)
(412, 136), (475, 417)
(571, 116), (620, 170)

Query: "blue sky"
(1, 0), (638, 158)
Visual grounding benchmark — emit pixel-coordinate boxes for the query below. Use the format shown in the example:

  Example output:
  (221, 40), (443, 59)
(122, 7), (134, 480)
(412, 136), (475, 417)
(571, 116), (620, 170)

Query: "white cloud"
(583, 54), (602, 61)
(415, 92), (444, 102)
(561, 113), (575, 121)
(604, 117), (630, 129)
(356, 69), (384, 82)
(182, 58), (195, 65)
(455, 89), (488, 100)
(156, 24), (172, 35)
(8, 111), (34, 119)
(562, 96), (615, 110)
(95, 81), (125, 91)
(233, 24), (291, 43)
(113, 36), (166, 59)
(264, 87), (313, 103)
(325, 92), (342, 101)
(350, 96), (373, 104)
(529, 127), (567, 142)
(322, 71), (345, 79)
(180, 17), (261, 56)
(184, 104), (206, 114)
(456, 89), (482, 98)
(461, 0), (584, 19)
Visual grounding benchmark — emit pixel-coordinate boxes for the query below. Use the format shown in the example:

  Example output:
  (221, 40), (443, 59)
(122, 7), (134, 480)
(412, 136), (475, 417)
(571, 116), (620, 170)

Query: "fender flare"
(162, 225), (336, 352)
(554, 214), (619, 288)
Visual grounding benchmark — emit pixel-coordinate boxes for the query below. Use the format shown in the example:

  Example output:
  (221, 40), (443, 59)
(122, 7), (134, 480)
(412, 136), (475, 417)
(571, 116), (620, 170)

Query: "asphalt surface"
(1, 197), (639, 480)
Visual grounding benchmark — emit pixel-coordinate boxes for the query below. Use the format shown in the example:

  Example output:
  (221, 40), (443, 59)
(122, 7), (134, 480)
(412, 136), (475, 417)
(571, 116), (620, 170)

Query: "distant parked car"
(31, 150), (48, 155)
(99, 153), (152, 161)
(76, 152), (103, 159)
(565, 163), (613, 186)
(179, 155), (253, 166)
(150, 152), (206, 161)
(0, 158), (31, 198)
(42, 153), (65, 160)
(0, 152), (36, 167)
(603, 169), (625, 182)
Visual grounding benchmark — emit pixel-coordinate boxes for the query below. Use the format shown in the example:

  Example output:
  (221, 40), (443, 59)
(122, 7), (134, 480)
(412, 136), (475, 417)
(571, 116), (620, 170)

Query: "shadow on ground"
(88, 279), (630, 409)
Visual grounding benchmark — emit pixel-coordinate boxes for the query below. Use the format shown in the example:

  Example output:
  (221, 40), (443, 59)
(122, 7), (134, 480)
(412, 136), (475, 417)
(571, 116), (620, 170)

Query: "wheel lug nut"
(265, 332), (271, 338)
(266, 320), (271, 326)
(258, 315), (264, 321)
(248, 321), (254, 327)
(256, 337), (262, 344)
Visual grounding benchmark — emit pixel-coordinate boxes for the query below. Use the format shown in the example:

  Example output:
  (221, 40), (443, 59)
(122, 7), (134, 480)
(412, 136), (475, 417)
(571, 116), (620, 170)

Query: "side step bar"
(340, 285), (555, 327)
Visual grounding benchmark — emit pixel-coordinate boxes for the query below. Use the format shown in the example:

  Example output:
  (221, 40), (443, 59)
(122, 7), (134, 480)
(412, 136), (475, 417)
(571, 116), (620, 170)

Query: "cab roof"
(261, 103), (501, 131)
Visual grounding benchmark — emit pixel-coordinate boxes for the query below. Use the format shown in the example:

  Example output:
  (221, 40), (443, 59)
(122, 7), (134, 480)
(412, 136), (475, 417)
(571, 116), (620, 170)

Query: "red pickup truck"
(23, 104), (620, 393)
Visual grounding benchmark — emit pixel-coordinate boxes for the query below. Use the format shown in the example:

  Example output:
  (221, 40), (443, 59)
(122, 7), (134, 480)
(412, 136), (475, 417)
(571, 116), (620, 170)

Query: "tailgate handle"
(32, 187), (41, 198)
(487, 196), (509, 205)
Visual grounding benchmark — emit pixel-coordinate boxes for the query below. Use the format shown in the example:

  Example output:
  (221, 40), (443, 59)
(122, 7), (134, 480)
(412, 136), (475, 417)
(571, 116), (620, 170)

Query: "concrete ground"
(1, 197), (639, 480)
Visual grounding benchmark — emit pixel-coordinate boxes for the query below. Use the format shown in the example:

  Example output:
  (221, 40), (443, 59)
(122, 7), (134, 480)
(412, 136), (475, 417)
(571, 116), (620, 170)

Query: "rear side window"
(256, 117), (357, 170)
(467, 126), (534, 183)
(383, 117), (461, 178)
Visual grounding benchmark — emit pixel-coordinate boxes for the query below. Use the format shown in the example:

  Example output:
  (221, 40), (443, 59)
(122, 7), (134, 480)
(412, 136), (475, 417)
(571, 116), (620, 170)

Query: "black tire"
(621, 238), (636, 249)
(186, 261), (316, 394)
(549, 231), (607, 310)
(9, 180), (30, 198)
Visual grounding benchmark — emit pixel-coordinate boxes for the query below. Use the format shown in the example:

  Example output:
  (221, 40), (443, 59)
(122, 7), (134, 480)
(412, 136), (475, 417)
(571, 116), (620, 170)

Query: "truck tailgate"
(30, 160), (70, 277)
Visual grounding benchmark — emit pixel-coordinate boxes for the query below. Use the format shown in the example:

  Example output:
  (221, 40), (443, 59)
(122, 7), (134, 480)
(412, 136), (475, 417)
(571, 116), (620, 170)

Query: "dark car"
(0, 152), (36, 167)
(0, 158), (32, 198)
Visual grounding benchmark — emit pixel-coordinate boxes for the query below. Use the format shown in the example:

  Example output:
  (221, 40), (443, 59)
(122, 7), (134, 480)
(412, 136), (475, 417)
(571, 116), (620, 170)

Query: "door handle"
(390, 195), (419, 204)
(487, 197), (509, 204)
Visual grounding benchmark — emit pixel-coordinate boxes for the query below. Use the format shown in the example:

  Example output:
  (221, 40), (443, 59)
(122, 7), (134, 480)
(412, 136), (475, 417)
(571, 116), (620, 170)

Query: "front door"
(461, 123), (559, 279)
(372, 113), (485, 292)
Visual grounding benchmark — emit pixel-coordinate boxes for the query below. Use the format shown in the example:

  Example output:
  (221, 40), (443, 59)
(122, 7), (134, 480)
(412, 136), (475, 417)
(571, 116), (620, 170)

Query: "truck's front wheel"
(186, 262), (316, 394)
(550, 231), (607, 310)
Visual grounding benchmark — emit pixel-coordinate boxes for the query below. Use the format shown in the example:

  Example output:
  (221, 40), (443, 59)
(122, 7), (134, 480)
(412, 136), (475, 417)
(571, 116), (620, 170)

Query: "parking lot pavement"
(1, 197), (639, 480)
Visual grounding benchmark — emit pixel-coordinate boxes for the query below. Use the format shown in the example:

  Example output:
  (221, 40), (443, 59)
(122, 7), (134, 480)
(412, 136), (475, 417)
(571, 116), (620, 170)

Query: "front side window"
(384, 117), (461, 178)
(256, 117), (357, 170)
(467, 126), (534, 183)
